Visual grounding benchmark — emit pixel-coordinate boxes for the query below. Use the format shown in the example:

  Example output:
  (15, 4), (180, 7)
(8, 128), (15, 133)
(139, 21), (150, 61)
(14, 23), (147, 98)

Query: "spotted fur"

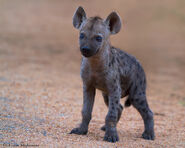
(70, 6), (155, 143)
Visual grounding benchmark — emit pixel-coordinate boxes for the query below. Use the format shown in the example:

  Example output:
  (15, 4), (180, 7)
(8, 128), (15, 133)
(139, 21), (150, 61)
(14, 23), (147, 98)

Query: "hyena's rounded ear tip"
(74, 6), (86, 18)
(77, 6), (83, 9)
(110, 11), (119, 16)
(108, 11), (120, 17)
(76, 6), (85, 12)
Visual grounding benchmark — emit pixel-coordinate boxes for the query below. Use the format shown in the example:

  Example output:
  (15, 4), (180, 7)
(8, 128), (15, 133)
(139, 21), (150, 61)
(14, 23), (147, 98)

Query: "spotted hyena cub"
(70, 6), (155, 143)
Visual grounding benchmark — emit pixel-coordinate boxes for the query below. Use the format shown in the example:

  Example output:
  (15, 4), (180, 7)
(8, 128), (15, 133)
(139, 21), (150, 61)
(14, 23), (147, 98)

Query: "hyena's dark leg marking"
(70, 86), (95, 135)
(103, 87), (121, 143)
(101, 93), (123, 131)
(117, 104), (123, 122)
(129, 93), (155, 140)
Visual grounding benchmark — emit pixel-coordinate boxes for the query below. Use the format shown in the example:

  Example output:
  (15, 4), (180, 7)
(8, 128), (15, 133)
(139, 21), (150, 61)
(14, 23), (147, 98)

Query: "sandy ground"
(0, 0), (185, 147)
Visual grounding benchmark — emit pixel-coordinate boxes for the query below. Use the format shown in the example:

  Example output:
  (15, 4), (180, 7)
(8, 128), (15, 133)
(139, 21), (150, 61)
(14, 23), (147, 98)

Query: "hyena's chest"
(90, 72), (108, 92)
(81, 61), (109, 92)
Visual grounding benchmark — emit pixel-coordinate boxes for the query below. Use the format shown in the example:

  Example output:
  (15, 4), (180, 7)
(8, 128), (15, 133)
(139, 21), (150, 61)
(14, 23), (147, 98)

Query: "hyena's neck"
(87, 41), (111, 72)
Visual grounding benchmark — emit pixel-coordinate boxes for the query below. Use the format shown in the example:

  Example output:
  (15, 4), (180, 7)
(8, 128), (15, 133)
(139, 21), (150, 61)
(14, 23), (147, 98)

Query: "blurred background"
(0, 0), (184, 147)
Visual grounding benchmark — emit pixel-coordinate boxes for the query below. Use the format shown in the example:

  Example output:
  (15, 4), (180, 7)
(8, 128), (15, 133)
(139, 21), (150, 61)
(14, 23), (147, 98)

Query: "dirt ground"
(0, 0), (185, 147)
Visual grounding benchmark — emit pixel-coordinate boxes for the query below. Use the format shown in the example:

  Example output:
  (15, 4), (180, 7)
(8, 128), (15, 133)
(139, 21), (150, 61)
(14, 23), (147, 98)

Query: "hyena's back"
(110, 47), (147, 99)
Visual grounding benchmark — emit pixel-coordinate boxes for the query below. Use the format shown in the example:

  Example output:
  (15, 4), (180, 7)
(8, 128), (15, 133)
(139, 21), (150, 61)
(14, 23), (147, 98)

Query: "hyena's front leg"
(101, 93), (123, 131)
(104, 89), (121, 143)
(70, 85), (95, 135)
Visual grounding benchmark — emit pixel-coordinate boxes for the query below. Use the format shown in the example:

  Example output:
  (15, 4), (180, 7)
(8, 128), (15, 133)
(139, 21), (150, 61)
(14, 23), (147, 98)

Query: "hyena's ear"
(73, 6), (86, 29)
(104, 12), (121, 34)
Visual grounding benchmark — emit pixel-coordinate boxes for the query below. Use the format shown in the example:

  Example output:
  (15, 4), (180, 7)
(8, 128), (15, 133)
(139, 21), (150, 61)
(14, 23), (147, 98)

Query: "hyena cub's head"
(73, 6), (122, 57)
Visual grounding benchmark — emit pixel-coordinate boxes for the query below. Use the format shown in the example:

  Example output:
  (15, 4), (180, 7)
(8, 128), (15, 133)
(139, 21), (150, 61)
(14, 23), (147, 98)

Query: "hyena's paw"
(70, 127), (87, 135)
(100, 125), (106, 131)
(103, 127), (119, 143)
(142, 130), (155, 140)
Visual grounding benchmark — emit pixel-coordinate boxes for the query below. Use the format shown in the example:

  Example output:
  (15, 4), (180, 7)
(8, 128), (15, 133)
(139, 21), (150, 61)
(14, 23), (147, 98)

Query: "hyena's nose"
(80, 46), (93, 57)
(81, 47), (90, 53)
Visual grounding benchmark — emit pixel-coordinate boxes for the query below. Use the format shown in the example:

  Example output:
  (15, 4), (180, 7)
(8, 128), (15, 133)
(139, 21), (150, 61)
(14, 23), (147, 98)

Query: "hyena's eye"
(80, 33), (85, 39)
(95, 36), (102, 42)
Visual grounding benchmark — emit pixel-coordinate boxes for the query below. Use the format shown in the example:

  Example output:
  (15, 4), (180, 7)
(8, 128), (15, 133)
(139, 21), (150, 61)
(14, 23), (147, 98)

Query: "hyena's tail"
(124, 97), (131, 107)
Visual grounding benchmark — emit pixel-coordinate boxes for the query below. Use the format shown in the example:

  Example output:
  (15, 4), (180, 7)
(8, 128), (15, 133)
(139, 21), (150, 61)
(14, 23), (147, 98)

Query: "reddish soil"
(0, 0), (185, 147)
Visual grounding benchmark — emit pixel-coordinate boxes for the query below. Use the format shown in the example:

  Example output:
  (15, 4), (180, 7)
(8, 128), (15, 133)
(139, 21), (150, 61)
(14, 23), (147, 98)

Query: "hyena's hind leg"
(101, 93), (123, 131)
(129, 93), (155, 140)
